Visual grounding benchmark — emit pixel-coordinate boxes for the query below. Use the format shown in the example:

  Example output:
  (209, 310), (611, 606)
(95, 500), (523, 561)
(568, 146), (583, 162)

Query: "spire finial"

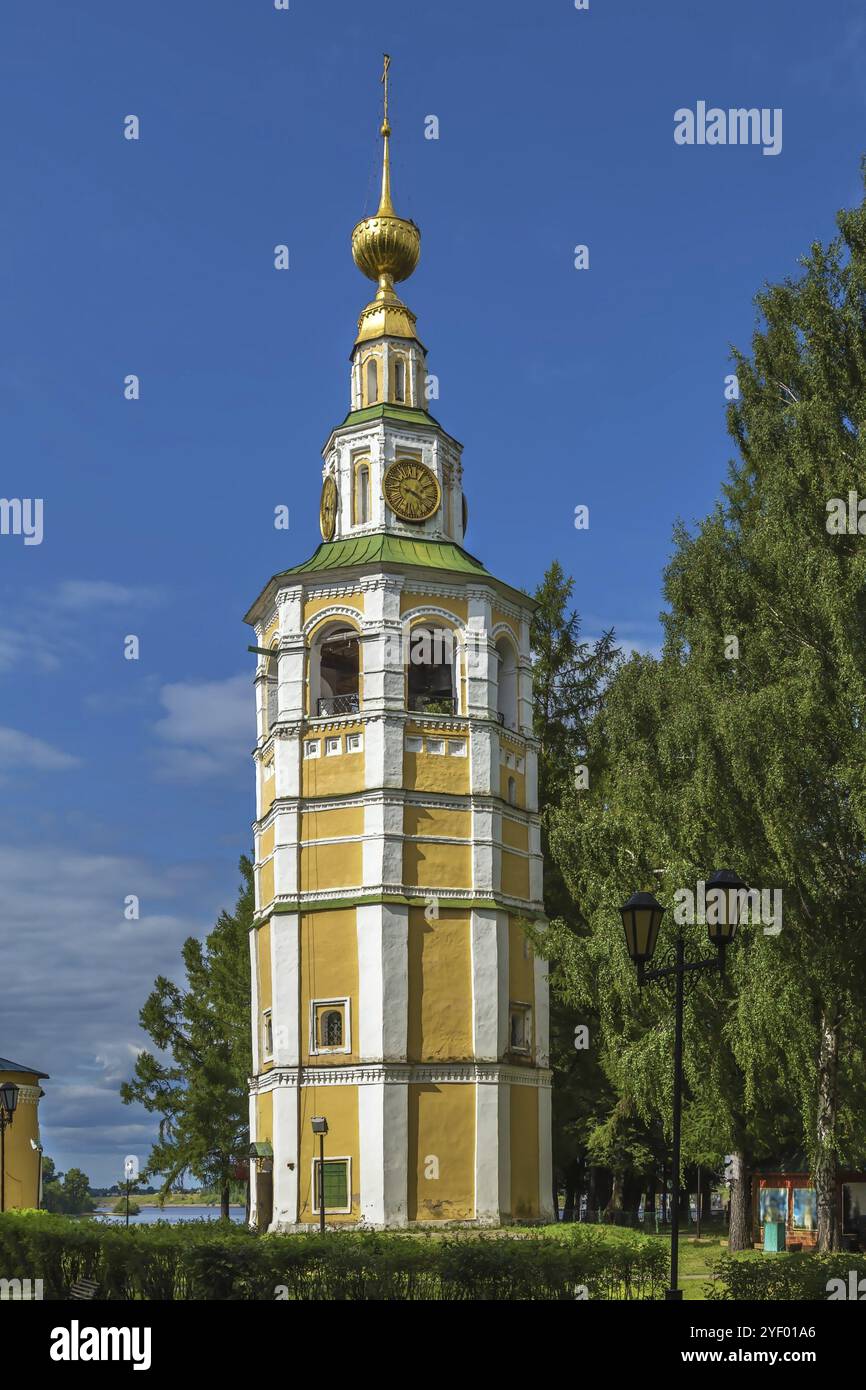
(377, 54), (396, 217)
(351, 55), (420, 339)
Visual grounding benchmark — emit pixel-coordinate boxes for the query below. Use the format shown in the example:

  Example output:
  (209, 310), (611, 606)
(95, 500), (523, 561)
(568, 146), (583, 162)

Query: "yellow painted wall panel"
(300, 909), (358, 1064)
(400, 594), (468, 621)
(304, 594), (364, 622)
(407, 907), (472, 1061)
(300, 840), (361, 892)
(260, 765), (275, 816)
(298, 1084), (360, 1223)
(259, 859), (275, 911)
(259, 824), (275, 859)
(408, 1083), (475, 1220)
(301, 806), (365, 842)
(303, 756), (366, 797)
(508, 916), (535, 1001)
(403, 805), (471, 840)
(257, 923), (273, 1012)
(492, 608), (519, 641)
(500, 767), (526, 806)
(255, 1089), (273, 1144)
(501, 850), (530, 900)
(509, 1085), (539, 1218)
(404, 751), (470, 795)
(501, 817), (528, 852)
(403, 839), (471, 889)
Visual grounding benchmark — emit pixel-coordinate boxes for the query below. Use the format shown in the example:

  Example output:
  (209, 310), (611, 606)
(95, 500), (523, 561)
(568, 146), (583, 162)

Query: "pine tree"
(121, 857), (253, 1218)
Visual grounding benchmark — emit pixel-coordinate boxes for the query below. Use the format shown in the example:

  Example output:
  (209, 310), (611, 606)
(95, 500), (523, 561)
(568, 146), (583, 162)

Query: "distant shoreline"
(94, 1200), (245, 1210)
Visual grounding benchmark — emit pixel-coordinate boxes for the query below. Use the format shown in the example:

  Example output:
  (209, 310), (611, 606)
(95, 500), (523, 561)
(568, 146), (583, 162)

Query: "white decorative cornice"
(250, 1063), (552, 1092)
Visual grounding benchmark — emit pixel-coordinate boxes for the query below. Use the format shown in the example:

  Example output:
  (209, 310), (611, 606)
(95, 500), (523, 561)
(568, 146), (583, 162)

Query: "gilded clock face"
(382, 460), (441, 523)
(320, 476), (338, 541)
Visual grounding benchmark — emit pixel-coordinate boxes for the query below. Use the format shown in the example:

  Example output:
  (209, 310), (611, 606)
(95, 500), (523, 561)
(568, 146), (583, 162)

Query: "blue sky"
(1, 0), (864, 1186)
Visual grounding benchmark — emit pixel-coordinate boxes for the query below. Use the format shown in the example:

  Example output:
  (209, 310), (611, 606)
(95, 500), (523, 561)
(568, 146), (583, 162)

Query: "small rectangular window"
(427, 739), (445, 756)
(509, 1004), (532, 1053)
(405, 736), (423, 753)
(304, 741), (320, 759)
(325, 737), (341, 756)
(346, 733), (364, 753)
(311, 998), (350, 1054)
(312, 1158), (350, 1214)
(262, 760), (275, 781)
(448, 740), (466, 757)
(262, 1010), (273, 1058)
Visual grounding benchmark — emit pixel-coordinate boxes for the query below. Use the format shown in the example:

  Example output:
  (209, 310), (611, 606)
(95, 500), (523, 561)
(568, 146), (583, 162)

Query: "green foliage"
(530, 563), (622, 1204)
(0, 1212), (667, 1301)
(41, 1159), (96, 1215)
(541, 180), (866, 1247)
(709, 1251), (866, 1301)
(120, 857), (253, 1209)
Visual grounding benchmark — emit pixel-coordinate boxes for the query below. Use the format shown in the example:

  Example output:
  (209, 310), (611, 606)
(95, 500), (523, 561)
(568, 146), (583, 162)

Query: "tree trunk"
(221, 1179), (231, 1220)
(605, 1171), (624, 1220)
(728, 1150), (752, 1252)
(700, 1174), (712, 1222)
(815, 1011), (840, 1252)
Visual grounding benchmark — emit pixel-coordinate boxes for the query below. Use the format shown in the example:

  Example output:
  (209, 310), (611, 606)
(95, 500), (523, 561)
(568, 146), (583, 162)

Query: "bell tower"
(246, 57), (552, 1231)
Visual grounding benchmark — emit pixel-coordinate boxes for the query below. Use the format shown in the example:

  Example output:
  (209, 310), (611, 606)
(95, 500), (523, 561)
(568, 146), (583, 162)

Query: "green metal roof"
(277, 535), (496, 580)
(325, 402), (461, 449)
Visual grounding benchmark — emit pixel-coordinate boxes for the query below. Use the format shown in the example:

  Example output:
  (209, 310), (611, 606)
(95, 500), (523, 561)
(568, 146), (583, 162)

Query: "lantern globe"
(619, 892), (665, 964)
(705, 869), (748, 947)
(0, 1082), (19, 1117)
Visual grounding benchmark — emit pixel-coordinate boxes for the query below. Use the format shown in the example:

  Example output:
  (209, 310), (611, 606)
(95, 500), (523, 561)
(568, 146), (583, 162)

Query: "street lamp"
(311, 1117), (329, 1235)
(0, 1082), (20, 1214)
(30, 1138), (44, 1210)
(619, 869), (746, 1300)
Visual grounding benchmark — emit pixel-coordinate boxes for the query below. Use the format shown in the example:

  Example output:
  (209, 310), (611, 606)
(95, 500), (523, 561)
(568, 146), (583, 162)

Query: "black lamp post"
(311, 1116), (328, 1234)
(0, 1081), (20, 1214)
(620, 869), (746, 1300)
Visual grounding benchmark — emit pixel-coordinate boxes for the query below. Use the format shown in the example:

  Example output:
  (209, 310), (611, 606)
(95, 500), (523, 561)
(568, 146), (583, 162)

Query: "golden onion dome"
(351, 57), (421, 345)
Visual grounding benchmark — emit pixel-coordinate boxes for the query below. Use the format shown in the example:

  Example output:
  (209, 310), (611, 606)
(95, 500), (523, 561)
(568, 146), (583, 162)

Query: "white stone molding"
(249, 927), (261, 1075)
(271, 912), (300, 1068)
(538, 1086), (554, 1220)
(470, 908), (503, 1062)
(252, 1062), (552, 1090)
(271, 1084), (299, 1228)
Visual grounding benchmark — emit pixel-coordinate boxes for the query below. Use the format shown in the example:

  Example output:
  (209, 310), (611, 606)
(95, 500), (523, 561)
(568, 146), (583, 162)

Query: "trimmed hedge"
(0, 1213), (666, 1301)
(709, 1250), (866, 1301)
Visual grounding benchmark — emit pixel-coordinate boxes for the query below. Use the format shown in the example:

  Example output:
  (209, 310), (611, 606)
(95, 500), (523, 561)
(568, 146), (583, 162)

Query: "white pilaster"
(475, 1078), (502, 1221)
(538, 1084), (554, 1220)
(271, 1084), (299, 1228)
(271, 913), (300, 1067)
(359, 1078), (408, 1227)
(471, 908), (501, 1061)
(249, 928), (260, 1074)
(357, 903), (408, 1059)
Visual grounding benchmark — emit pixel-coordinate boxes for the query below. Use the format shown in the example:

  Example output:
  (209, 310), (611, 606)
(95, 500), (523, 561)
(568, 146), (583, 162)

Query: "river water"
(94, 1204), (247, 1226)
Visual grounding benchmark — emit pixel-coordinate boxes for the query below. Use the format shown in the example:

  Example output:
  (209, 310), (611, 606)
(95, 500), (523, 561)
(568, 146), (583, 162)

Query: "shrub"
(0, 1212), (667, 1301)
(708, 1250), (866, 1301)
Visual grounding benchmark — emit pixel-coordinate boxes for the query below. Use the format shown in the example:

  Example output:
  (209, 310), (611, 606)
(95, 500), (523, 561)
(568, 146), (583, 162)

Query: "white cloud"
(0, 626), (61, 674)
(0, 840), (234, 1182)
(153, 673), (252, 780)
(55, 580), (162, 611)
(0, 726), (81, 771)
